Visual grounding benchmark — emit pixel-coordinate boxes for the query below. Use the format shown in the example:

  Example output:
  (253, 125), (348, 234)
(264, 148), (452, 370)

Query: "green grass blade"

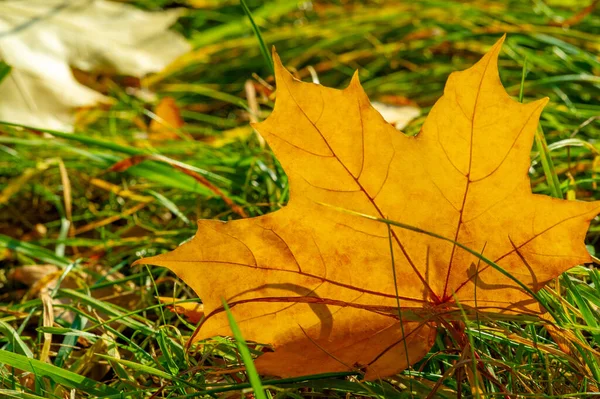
(518, 55), (562, 199)
(222, 299), (267, 399)
(0, 234), (70, 268)
(535, 126), (563, 198)
(147, 190), (190, 225)
(386, 224), (413, 396)
(0, 321), (34, 358)
(95, 354), (173, 380)
(190, 1), (297, 48)
(0, 121), (229, 193)
(562, 277), (600, 343)
(240, 0), (274, 74)
(0, 350), (118, 396)
(0, 389), (50, 399)
(58, 288), (154, 335)
(0, 61), (11, 84)
(96, 354), (204, 391)
(519, 58), (527, 103)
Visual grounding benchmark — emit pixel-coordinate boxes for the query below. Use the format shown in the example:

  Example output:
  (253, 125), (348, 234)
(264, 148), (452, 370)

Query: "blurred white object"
(0, 0), (190, 131)
(372, 101), (420, 130)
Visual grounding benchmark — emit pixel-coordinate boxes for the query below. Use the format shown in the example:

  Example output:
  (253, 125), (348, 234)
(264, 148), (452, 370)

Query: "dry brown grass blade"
(74, 202), (148, 235)
(89, 178), (153, 203)
(58, 159), (72, 222)
(39, 289), (54, 363)
(108, 155), (247, 217)
(549, 0), (600, 27)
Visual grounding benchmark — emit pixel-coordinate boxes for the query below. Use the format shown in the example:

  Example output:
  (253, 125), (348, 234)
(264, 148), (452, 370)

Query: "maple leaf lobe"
(135, 36), (600, 379)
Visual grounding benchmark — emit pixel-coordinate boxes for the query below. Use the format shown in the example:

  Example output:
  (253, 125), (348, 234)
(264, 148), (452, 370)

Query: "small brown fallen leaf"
(7, 265), (60, 287)
(135, 36), (600, 379)
(149, 97), (185, 140)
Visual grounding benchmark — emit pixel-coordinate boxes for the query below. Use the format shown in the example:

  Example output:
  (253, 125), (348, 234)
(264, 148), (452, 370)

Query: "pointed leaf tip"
(346, 70), (368, 99)
(272, 49), (282, 69)
(350, 70), (361, 86)
(131, 258), (143, 267)
(272, 50), (294, 86)
(488, 34), (506, 58)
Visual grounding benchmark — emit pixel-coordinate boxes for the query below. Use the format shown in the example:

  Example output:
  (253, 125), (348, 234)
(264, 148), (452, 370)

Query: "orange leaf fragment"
(149, 96), (185, 140)
(157, 297), (205, 324)
(134, 36), (600, 379)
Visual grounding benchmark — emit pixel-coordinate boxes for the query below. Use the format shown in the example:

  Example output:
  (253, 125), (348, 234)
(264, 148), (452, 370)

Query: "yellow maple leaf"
(134, 36), (600, 379)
